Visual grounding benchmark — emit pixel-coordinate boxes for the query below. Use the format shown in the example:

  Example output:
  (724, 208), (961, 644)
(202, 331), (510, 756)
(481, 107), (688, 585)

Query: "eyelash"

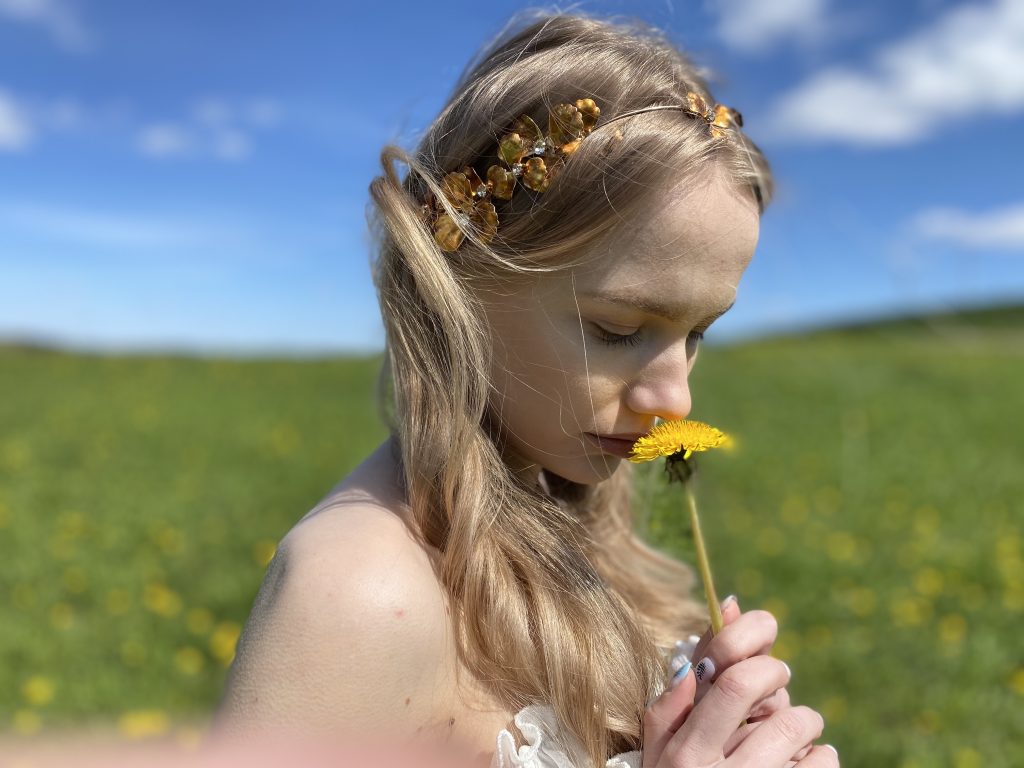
(593, 326), (706, 348)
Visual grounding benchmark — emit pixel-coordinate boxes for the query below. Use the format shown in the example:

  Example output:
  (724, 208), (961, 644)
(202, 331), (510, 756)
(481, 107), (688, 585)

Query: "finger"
(795, 744), (840, 766)
(641, 666), (696, 768)
(728, 705), (825, 766)
(747, 685), (791, 722)
(666, 656), (791, 765)
(717, 688), (794, 753)
(692, 610), (781, 703)
(690, 595), (740, 663)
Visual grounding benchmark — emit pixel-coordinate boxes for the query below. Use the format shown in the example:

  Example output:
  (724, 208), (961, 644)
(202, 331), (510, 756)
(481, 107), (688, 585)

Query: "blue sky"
(1, 0), (1022, 355)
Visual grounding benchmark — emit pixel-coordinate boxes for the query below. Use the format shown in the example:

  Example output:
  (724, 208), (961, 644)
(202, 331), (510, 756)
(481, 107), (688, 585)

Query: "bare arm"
(211, 504), (453, 743)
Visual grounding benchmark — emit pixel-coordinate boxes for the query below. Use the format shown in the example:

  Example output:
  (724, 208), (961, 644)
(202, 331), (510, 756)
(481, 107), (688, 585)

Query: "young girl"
(213, 11), (838, 768)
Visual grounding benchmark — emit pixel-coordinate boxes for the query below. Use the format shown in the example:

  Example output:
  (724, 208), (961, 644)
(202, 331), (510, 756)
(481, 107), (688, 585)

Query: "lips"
(584, 432), (645, 459)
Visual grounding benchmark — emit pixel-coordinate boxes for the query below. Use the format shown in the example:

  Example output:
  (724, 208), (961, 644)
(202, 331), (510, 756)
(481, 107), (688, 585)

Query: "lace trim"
(491, 705), (641, 768)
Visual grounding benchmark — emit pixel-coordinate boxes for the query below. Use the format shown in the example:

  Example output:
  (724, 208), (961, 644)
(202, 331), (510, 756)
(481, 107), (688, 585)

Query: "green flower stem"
(686, 485), (724, 635)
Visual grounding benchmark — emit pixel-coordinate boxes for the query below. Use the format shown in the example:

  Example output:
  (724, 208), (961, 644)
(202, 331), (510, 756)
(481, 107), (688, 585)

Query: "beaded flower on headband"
(417, 93), (743, 253)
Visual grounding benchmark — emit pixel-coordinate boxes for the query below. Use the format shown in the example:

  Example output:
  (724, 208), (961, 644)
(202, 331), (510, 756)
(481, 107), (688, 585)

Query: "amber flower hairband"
(417, 93), (743, 252)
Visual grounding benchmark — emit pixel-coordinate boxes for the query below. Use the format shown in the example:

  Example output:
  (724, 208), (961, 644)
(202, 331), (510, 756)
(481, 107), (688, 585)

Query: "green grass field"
(1, 305), (1021, 766)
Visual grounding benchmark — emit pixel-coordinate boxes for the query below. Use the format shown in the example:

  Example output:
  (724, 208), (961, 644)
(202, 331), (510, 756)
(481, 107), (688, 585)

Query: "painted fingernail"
(693, 657), (716, 682)
(669, 652), (691, 674)
(669, 661), (692, 689)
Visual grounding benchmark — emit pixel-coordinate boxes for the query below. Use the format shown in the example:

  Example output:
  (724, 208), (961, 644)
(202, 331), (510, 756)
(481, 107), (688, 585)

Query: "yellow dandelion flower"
(118, 709), (170, 740)
(143, 582), (182, 618)
(628, 419), (730, 462)
(13, 709), (42, 735)
(1009, 667), (1024, 696)
(22, 675), (55, 707)
(252, 539), (277, 568)
(209, 621), (242, 666)
(630, 419), (732, 635)
(174, 646), (205, 676)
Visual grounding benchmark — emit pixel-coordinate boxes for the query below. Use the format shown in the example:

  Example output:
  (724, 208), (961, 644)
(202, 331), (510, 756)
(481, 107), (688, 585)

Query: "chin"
(543, 455), (622, 486)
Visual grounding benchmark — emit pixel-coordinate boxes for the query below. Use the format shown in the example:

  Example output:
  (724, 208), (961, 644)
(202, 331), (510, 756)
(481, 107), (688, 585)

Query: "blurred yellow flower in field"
(914, 567), (944, 597)
(890, 596), (932, 627)
(154, 524), (185, 556)
(174, 646), (205, 676)
(118, 709), (170, 740)
(12, 709), (42, 735)
(939, 614), (967, 647)
(186, 607), (214, 635)
(22, 675), (55, 706)
(1008, 667), (1024, 696)
(779, 495), (809, 526)
(143, 582), (182, 618)
(269, 422), (301, 458)
(210, 621), (242, 666)
(1, 438), (31, 471)
(826, 531), (861, 563)
(846, 587), (877, 617)
(953, 747), (982, 768)
(253, 539), (277, 568)
(50, 602), (74, 630)
(57, 510), (89, 539)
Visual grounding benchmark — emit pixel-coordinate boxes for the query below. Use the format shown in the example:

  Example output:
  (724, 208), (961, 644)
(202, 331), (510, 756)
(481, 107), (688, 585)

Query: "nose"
(623, 343), (694, 422)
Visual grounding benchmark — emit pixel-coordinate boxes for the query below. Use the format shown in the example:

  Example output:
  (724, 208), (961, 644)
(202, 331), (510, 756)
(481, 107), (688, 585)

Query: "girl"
(214, 10), (838, 768)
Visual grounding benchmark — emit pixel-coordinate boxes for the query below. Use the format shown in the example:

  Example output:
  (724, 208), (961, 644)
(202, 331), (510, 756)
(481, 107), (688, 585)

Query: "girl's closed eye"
(593, 324), (643, 347)
(592, 323), (707, 350)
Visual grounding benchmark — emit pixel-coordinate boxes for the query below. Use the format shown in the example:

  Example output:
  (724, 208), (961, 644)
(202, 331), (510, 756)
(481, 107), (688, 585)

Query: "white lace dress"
(489, 636), (699, 768)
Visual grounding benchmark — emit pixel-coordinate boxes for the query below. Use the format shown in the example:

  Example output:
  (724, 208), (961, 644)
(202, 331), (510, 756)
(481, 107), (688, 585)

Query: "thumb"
(642, 664), (696, 768)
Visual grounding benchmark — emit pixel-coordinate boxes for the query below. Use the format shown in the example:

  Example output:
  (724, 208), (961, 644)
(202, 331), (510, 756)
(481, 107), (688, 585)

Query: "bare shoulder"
(213, 445), (454, 740)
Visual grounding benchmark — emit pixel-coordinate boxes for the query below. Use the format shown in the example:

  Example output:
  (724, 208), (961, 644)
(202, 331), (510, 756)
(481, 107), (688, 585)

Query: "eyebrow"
(580, 290), (735, 325)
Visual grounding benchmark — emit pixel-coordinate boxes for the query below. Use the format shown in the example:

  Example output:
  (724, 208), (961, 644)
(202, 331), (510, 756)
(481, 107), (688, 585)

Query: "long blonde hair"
(367, 9), (772, 766)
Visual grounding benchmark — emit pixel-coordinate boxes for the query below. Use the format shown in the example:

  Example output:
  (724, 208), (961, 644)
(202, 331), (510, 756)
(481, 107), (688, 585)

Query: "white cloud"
(0, 89), (33, 150)
(137, 123), (193, 158)
(711, 0), (830, 53)
(137, 97), (279, 162)
(912, 202), (1024, 250)
(193, 97), (232, 128)
(213, 129), (251, 161)
(0, 0), (92, 51)
(765, 0), (1024, 145)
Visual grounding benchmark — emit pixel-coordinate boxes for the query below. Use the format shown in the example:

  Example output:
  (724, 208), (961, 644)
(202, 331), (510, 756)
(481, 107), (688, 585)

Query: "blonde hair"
(367, 9), (772, 767)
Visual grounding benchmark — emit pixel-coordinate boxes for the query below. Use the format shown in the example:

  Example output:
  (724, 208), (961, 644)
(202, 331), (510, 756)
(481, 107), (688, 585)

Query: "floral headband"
(417, 93), (743, 252)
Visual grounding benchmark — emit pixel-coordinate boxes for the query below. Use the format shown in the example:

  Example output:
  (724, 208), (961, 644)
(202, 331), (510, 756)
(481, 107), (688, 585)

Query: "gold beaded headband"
(417, 93), (743, 252)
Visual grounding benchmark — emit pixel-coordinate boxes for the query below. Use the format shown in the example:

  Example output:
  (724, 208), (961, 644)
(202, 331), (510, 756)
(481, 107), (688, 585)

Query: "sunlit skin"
(481, 163), (760, 486)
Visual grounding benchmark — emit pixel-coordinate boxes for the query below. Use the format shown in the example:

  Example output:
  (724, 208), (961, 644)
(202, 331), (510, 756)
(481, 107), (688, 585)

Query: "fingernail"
(669, 653), (690, 674)
(721, 594), (737, 609)
(669, 661), (691, 689)
(824, 744), (838, 757)
(693, 657), (716, 682)
(781, 661), (792, 680)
